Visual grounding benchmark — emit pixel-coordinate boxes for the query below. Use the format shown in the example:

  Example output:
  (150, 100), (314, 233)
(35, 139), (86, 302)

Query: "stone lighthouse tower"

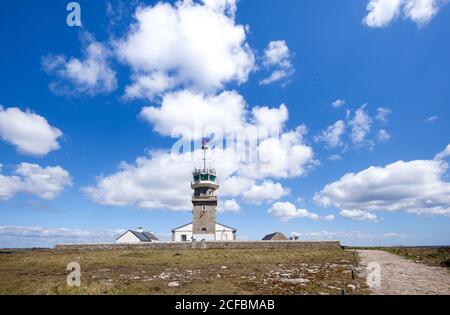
(191, 139), (218, 241)
(171, 139), (237, 242)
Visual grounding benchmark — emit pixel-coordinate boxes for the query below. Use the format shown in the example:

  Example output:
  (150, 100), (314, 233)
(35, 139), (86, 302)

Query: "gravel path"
(357, 250), (450, 295)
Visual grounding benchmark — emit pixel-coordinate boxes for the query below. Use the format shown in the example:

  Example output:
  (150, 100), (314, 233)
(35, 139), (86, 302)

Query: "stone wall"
(55, 240), (342, 251)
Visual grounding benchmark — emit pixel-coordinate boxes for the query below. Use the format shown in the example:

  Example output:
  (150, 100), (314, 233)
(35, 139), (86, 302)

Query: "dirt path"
(357, 250), (450, 295)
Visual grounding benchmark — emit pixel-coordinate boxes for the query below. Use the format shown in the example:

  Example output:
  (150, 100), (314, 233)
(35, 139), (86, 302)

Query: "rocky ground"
(0, 248), (367, 295)
(357, 250), (450, 295)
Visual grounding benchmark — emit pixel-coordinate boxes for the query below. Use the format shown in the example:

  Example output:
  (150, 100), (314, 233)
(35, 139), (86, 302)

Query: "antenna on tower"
(201, 137), (211, 171)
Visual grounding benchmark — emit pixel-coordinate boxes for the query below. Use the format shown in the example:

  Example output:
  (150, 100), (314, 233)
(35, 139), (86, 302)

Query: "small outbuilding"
(116, 228), (159, 244)
(262, 232), (288, 241)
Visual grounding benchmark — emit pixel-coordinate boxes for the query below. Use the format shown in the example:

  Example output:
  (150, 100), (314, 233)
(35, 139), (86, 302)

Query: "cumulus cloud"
(435, 144), (450, 160)
(376, 107), (391, 122)
(315, 147), (450, 217)
(42, 34), (117, 96)
(84, 131), (314, 211)
(349, 105), (373, 146)
(315, 120), (346, 148)
(332, 99), (346, 108)
(340, 209), (379, 222)
(218, 199), (241, 213)
(242, 181), (289, 204)
(323, 214), (336, 221)
(268, 201), (319, 222)
(363, 0), (403, 27)
(252, 104), (289, 133)
(363, 0), (448, 27)
(0, 163), (72, 201)
(0, 107), (62, 156)
(378, 129), (391, 142)
(140, 90), (247, 140)
(115, 0), (254, 98)
(260, 40), (294, 85)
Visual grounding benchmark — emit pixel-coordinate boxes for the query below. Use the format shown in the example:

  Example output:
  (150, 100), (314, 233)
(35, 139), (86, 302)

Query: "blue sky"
(0, 0), (449, 248)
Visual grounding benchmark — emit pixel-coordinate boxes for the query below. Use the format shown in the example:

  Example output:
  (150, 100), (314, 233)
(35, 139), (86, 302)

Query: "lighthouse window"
(193, 174), (200, 182)
(210, 175), (216, 182)
(201, 174), (208, 181)
(202, 228), (207, 232)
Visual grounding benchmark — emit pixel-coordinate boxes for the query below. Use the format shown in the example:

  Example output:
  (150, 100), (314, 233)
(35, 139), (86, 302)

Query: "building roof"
(116, 230), (159, 242)
(262, 232), (288, 241)
(172, 222), (237, 232)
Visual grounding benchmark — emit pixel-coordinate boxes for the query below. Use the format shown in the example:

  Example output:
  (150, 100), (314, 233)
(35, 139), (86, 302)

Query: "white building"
(172, 222), (237, 242)
(116, 228), (159, 244)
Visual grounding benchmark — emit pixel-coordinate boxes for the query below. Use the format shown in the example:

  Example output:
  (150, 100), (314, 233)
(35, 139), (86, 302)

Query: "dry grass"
(0, 248), (369, 295)
(383, 247), (450, 268)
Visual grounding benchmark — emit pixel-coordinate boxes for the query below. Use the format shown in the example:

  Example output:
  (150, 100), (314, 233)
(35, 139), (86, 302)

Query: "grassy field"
(0, 247), (368, 295)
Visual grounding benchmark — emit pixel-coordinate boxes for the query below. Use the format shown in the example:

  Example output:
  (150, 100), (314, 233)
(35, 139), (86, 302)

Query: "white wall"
(172, 223), (236, 242)
(116, 231), (141, 244)
(173, 224), (193, 242)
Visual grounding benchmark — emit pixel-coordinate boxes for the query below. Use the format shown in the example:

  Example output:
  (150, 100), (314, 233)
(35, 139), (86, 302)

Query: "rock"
(280, 278), (310, 284)
(168, 281), (180, 288)
(347, 284), (356, 290)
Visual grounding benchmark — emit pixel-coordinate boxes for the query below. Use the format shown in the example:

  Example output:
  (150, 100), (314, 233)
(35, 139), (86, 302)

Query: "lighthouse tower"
(171, 139), (237, 242)
(191, 139), (218, 241)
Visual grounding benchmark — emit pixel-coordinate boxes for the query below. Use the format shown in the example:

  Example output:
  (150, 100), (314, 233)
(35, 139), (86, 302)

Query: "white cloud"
(260, 40), (294, 85)
(242, 181), (289, 204)
(340, 209), (379, 222)
(376, 107), (391, 122)
(140, 90), (247, 140)
(323, 214), (336, 221)
(0, 107), (63, 156)
(84, 151), (194, 211)
(252, 104), (288, 132)
(42, 34), (117, 96)
(218, 199), (241, 213)
(403, 0), (443, 25)
(124, 71), (176, 100)
(84, 123), (315, 211)
(115, 0), (254, 97)
(268, 201), (319, 222)
(332, 99), (346, 108)
(315, 148), (450, 217)
(315, 120), (346, 148)
(363, 0), (403, 27)
(363, 0), (448, 27)
(427, 115), (438, 123)
(0, 163), (72, 201)
(378, 129), (391, 142)
(435, 144), (450, 160)
(329, 154), (343, 161)
(349, 105), (373, 146)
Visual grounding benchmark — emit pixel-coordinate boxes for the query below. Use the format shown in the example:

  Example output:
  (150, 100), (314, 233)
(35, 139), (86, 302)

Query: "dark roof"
(116, 230), (159, 242)
(262, 232), (288, 241)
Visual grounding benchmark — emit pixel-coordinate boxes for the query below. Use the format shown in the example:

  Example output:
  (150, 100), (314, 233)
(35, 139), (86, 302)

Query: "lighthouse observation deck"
(191, 168), (219, 191)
